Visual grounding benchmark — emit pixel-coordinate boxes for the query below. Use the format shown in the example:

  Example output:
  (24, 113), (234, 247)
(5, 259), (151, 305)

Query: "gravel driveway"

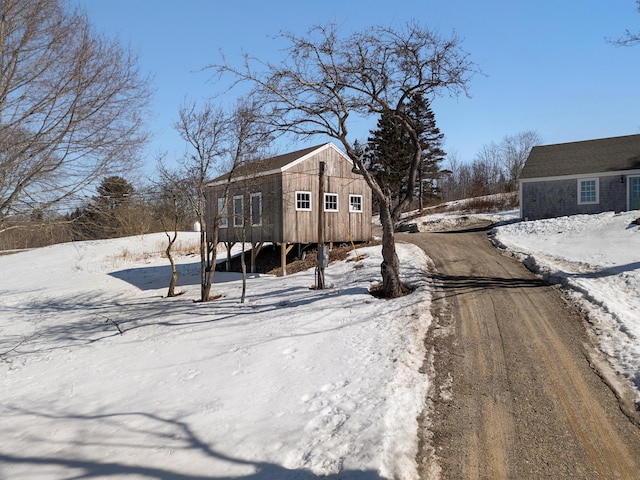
(400, 221), (640, 479)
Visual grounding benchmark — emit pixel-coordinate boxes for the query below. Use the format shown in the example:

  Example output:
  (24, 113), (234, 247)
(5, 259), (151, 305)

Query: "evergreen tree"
(365, 94), (445, 217)
(72, 176), (138, 239)
(407, 95), (445, 208)
(365, 110), (413, 202)
(95, 176), (135, 211)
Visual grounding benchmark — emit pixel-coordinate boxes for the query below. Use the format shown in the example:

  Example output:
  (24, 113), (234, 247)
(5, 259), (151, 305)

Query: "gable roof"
(208, 142), (349, 186)
(520, 134), (640, 180)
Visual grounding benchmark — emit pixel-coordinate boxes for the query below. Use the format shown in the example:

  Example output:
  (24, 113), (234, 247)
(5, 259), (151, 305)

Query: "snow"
(492, 211), (640, 402)
(0, 233), (433, 479)
(4, 205), (640, 478)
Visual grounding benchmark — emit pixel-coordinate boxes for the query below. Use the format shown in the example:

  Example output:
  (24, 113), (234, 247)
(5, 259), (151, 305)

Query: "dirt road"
(400, 222), (640, 479)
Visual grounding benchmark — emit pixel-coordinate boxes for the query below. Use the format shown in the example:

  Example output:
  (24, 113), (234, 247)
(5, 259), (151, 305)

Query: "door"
(629, 177), (640, 211)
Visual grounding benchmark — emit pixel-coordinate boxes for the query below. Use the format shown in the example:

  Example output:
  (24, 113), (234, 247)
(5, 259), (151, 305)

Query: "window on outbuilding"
(233, 195), (244, 227)
(218, 197), (228, 228)
(578, 178), (599, 205)
(324, 193), (338, 212)
(250, 192), (262, 226)
(295, 191), (311, 211)
(349, 194), (363, 213)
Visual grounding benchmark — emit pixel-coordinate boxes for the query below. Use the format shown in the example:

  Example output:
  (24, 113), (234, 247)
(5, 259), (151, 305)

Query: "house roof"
(520, 134), (640, 180)
(208, 142), (344, 186)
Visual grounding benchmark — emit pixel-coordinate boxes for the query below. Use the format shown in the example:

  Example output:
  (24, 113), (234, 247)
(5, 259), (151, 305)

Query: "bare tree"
(154, 158), (193, 297)
(214, 22), (478, 297)
(0, 0), (151, 233)
(224, 98), (274, 304)
(501, 131), (542, 190)
(174, 101), (229, 302)
(473, 143), (504, 195)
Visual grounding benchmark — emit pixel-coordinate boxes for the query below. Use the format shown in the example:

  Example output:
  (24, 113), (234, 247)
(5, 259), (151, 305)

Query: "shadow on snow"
(0, 407), (381, 479)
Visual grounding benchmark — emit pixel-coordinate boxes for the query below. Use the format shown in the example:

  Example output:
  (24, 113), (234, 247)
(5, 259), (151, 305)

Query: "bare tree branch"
(608, 1), (640, 46)
(211, 21), (479, 297)
(0, 0), (151, 229)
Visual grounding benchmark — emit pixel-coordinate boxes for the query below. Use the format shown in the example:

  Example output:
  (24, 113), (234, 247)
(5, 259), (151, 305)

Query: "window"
(349, 194), (363, 213)
(324, 193), (338, 212)
(296, 191), (311, 211)
(250, 192), (262, 226)
(578, 178), (599, 204)
(217, 197), (228, 228)
(233, 195), (244, 227)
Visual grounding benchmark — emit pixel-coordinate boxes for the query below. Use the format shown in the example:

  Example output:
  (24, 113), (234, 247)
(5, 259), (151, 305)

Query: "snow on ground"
(492, 211), (640, 402)
(6, 202), (638, 479)
(0, 233), (433, 479)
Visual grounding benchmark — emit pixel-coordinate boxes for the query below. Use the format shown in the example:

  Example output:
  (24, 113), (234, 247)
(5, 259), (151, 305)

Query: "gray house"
(519, 134), (640, 220)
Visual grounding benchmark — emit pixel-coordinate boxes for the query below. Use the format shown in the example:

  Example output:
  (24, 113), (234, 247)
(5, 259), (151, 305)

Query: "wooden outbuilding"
(205, 142), (372, 273)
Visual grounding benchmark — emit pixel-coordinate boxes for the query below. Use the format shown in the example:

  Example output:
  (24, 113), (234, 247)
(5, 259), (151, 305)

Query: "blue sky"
(75, 0), (640, 175)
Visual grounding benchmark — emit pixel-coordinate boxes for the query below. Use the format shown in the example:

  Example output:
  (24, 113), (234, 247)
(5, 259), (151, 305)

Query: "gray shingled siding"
(521, 175), (628, 220)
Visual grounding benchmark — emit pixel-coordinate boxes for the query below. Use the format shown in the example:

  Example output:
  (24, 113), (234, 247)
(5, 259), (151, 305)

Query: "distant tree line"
(0, 175), (197, 250)
(439, 130), (542, 202)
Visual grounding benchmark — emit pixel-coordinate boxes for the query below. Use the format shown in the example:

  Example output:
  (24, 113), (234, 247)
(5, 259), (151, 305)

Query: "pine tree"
(365, 110), (413, 202)
(365, 94), (445, 217)
(72, 176), (137, 239)
(407, 95), (445, 208)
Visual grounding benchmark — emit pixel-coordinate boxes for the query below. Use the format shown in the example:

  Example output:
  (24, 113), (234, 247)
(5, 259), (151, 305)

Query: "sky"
(73, 0), (640, 177)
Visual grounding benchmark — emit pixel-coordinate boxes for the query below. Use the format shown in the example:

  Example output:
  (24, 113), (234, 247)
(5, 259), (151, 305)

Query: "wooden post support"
(225, 242), (234, 271)
(251, 242), (263, 273)
(281, 242), (294, 276)
(316, 161), (326, 289)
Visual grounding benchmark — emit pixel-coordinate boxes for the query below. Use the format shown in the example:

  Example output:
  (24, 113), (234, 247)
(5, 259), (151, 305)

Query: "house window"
(250, 192), (262, 226)
(233, 195), (244, 227)
(217, 197), (228, 228)
(324, 193), (338, 212)
(349, 194), (363, 213)
(296, 191), (311, 211)
(578, 178), (599, 204)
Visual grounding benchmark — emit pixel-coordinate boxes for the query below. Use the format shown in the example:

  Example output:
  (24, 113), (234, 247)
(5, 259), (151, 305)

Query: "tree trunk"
(199, 228), (208, 301)
(379, 199), (403, 298)
(166, 240), (178, 297)
(240, 239), (247, 304)
(203, 239), (216, 301)
(200, 224), (217, 302)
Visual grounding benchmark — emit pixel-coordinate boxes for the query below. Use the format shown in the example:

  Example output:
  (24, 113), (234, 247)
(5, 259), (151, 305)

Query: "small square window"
(349, 195), (363, 213)
(296, 191), (311, 211)
(578, 178), (599, 205)
(324, 193), (338, 212)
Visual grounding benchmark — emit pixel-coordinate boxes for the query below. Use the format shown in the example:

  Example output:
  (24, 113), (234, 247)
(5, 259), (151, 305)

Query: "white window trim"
(233, 194), (244, 227)
(217, 197), (228, 228)
(324, 193), (339, 212)
(577, 178), (599, 205)
(349, 194), (363, 213)
(295, 191), (312, 211)
(250, 192), (262, 226)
